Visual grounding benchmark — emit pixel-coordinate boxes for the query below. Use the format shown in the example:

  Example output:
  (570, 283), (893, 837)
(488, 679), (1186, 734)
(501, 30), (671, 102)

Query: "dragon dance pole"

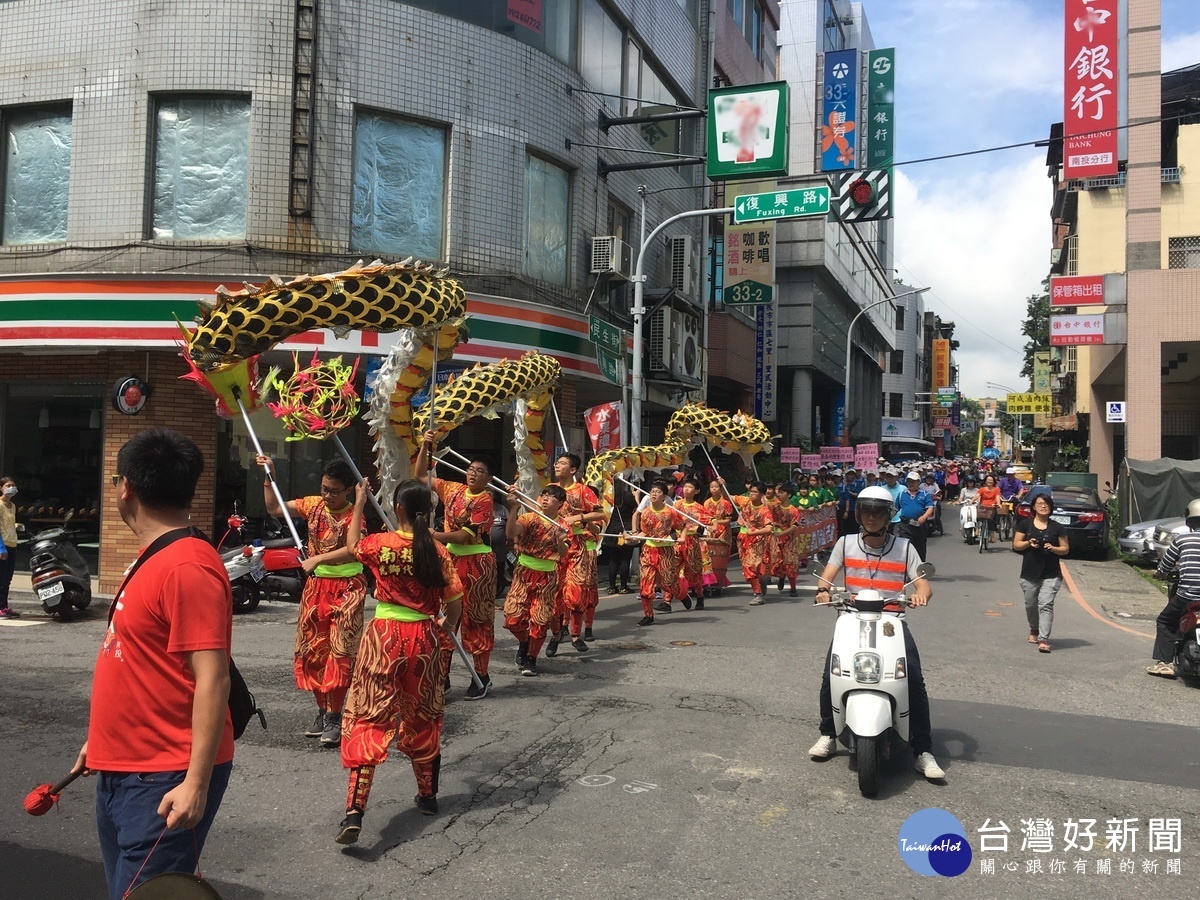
(615, 473), (708, 530)
(550, 395), (570, 455)
(232, 385), (306, 556)
(436, 448), (567, 532)
(331, 434), (397, 532)
(697, 441), (738, 507)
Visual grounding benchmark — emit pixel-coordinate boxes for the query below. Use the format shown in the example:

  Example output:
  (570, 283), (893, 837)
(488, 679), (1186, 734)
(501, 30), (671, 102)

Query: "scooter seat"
(261, 538), (297, 549)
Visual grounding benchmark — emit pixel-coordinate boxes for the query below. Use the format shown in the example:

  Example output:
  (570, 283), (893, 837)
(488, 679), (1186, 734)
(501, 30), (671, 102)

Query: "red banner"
(583, 401), (623, 452)
(1064, 0), (1118, 178)
(795, 506), (838, 557)
(507, 0), (543, 34)
(1050, 274), (1105, 306)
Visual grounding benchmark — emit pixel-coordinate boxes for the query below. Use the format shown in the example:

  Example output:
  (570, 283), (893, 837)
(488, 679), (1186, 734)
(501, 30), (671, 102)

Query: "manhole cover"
(613, 643), (649, 651)
(670, 640), (697, 647)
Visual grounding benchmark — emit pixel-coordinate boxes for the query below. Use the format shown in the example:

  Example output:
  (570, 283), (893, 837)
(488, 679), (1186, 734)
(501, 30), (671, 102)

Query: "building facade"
(880, 290), (926, 451)
(0, 0), (710, 589)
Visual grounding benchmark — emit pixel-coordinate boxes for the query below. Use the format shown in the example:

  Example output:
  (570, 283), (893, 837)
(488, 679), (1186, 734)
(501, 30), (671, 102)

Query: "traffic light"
(847, 177), (875, 208)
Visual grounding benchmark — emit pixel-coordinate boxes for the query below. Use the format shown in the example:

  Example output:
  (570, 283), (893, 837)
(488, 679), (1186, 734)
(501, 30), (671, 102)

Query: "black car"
(1016, 486), (1109, 558)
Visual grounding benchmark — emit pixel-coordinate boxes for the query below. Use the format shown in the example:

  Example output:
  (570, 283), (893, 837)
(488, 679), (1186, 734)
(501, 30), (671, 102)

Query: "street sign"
(732, 187), (830, 224)
(1006, 392), (1052, 414)
(588, 315), (624, 356)
(935, 392), (957, 405)
(1106, 401), (1126, 424)
(595, 346), (626, 387)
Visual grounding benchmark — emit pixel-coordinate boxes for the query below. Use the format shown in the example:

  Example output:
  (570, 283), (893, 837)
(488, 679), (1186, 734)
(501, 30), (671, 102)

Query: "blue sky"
(854, 0), (1200, 397)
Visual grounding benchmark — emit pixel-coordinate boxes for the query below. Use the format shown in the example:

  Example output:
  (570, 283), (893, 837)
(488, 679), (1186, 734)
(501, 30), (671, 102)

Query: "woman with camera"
(1012, 492), (1069, 653)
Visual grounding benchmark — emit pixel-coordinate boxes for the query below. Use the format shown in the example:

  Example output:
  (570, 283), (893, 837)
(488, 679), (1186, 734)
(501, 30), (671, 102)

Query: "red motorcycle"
(218, 507), (306, 614)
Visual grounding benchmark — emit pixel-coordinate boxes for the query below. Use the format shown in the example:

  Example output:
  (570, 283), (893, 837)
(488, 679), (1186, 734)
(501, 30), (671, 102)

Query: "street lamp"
(844, 286), (929, 444)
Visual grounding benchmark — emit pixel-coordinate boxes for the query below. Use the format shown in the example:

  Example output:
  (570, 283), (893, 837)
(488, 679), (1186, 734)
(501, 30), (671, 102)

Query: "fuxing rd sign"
(732, 187), (831, 224)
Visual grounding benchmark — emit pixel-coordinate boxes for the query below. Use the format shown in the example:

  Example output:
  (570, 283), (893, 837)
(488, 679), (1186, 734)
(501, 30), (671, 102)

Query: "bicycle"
(997, 499), (1016, 542)
(977, 505), (995, 553)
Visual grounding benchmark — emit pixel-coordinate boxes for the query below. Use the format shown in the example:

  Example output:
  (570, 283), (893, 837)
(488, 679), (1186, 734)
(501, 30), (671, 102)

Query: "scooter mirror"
(809, 562), (824, 577)
(916, 562), (936, 579)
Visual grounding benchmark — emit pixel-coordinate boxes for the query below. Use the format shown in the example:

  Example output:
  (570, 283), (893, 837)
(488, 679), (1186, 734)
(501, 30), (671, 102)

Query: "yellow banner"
(1006, 392), (1052, 414)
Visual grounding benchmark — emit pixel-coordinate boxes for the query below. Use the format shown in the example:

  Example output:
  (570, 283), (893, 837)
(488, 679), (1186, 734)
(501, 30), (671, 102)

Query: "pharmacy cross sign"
(732, 187), (831, 224)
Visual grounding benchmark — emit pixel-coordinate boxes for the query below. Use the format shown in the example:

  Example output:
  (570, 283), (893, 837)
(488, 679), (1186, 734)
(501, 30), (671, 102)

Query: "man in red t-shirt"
(74, 428), (233, 900)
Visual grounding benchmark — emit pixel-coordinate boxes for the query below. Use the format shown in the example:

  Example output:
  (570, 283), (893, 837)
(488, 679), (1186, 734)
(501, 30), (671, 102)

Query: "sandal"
(1147, 661), (1177, 678)
(1037, 641), (1051, 653)
(1028, 631), (1038, 644)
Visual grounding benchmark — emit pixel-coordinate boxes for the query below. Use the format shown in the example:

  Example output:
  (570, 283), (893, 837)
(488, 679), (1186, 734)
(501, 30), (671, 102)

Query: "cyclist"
(977, 474), (1002, 548)
(998, 467), (1024, 539)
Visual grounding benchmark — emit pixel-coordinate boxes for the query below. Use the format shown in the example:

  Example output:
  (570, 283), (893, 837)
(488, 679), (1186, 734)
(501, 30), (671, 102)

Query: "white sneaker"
(808, 736), (836, 759)
(749, 594), (766, 606)
(914, 752), (946, 780)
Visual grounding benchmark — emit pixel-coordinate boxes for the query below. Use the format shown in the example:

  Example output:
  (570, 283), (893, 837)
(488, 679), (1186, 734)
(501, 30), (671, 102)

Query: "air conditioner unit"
(671, 311), (702, 381)
(590, 235), (632, 281)
(648, 307), (672, 374)
(667, 235), (699, 297)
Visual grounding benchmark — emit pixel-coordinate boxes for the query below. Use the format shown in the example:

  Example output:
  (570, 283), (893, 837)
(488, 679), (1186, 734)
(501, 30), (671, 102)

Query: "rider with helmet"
(808, 486), (945, 780)
(1147, 499), (1200, 677)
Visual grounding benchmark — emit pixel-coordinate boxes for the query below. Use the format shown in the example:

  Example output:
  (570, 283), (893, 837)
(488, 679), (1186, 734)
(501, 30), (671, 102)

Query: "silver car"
(1119, 519), (1170, 560)
(1149, 518), (1190, 561)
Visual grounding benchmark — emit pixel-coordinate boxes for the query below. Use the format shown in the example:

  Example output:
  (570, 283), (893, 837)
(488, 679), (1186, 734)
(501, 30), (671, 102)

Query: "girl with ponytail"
(334, 479), (462, 846)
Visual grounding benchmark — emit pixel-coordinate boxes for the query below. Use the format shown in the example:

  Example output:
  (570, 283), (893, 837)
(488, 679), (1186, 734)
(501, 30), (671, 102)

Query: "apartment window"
(890, 350), (903, 375)
(525, 155), (570, 285)
(151, 97), (249, 240)
(2, 106), (71, 244)
(606, 198), (631, 242)
(823, 0), (846, 51)
(580, 0), (623, 104)
(404, 1), (575, 64)
(730, 0), (745, 30)
(1168, 235), (1200, 269)
(888, 392), (904, 418)
(895, 306), (905, 331)
(351, 112), (446, 261)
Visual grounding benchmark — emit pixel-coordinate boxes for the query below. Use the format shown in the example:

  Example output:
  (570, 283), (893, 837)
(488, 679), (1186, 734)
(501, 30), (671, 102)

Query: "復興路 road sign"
(732, 187), (830, 224)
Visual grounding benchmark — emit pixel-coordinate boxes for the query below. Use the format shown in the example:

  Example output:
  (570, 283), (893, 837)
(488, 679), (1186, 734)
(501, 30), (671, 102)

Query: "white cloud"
(1163, 29), (1200, 71)
(891, 153), (1049, 398)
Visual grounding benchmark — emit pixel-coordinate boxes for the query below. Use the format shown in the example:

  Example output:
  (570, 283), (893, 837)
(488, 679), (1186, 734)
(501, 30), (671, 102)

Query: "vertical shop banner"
(820, 49), (859, 172)
(583, 401), (623, 452)
(507, 0), (543, 33)
(754, 302), (777, 421)
(865, 49), (896, 170)
(724, 180), (776, 306)
(1033, 351), (1052, 429)
(832, 389), (847, 445)
(1064, 0), (1118, 178)
(931, 339), (951, 392)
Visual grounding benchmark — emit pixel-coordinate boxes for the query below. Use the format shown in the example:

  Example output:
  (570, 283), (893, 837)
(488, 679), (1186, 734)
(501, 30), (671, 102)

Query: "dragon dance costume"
(431, 478), (497, 679)
(504, 513), (564, 663)
(637, 504), (684, 619)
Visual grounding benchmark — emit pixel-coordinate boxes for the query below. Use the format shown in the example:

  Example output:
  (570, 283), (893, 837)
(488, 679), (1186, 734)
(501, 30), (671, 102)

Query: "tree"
(1020, 279), (1050, 380)
(953, 398), (983, 456)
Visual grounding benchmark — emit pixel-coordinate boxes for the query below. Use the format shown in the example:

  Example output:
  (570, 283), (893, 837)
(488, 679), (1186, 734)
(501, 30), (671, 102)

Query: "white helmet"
(1187, 498), (1200, 525)
(856, 485), (896, 519)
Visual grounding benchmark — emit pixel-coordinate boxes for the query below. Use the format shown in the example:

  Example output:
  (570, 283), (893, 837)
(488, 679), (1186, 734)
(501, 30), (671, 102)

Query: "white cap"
(905, 471), (921, 482)
(1006, 466), (1016, 474)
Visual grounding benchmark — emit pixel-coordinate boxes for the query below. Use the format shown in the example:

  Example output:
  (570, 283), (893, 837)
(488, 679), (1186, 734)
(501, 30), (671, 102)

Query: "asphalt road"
(2, 528), (1197, 899)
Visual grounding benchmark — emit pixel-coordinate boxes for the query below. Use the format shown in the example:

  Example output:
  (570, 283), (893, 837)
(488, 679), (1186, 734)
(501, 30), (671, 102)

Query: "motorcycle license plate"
(1050, 515), (1071, 525)
(38, 582), (65, 599)
(250, 560), (266, 583)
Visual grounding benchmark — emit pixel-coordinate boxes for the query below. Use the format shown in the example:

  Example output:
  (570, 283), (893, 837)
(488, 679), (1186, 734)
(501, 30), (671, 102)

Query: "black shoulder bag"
(107, 526), (266, 740)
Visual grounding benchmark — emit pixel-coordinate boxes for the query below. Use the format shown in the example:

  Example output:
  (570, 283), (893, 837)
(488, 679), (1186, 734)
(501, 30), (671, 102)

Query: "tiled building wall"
(0, 1), (707, 309)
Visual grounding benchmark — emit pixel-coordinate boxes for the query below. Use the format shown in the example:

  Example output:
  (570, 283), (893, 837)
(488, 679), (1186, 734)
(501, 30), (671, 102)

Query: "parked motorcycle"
(29, 512), (93, 620)
(959, 501), (978, 544)
(218, 508), (305, 614)
(817, 562), (935, 798)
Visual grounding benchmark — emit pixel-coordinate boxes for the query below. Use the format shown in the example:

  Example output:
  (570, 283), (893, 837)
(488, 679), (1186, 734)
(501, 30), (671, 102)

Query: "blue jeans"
(95, 761), (231, 900)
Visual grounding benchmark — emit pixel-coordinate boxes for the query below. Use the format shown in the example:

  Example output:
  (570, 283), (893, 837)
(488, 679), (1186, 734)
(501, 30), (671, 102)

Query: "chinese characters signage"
(1006, 393), (1052, 415)
(754, 302), (776, 421)
(865, 49), (895, 170)
(820, 49), (859, 172)
(707, 82), (789, 180)
(595, 346), (626, 386)
(931, 339), (951, 393)
(507, 0), (543, 33)
(1064, 0), (1118, 178)
(1050, 274), (1105, 306)
(583, 401), (623, 452)
(975, 815), (1182, 878)
(779, 447), (801, 464)
(1051, 314), (1105, 345)
(725, 181), (776, 306)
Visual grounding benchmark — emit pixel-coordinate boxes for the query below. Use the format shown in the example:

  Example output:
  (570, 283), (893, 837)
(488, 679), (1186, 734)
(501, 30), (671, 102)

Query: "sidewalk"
(1063, 556), (1166, 626)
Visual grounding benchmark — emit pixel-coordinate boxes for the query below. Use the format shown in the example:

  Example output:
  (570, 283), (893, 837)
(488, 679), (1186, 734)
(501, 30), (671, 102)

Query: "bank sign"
(707, 82), (789, 180)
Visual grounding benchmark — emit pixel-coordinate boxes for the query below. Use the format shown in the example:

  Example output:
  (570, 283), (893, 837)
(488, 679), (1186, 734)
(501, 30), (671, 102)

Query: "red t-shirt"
(352, 531), (464, 617)
(87, 537), (234, 772)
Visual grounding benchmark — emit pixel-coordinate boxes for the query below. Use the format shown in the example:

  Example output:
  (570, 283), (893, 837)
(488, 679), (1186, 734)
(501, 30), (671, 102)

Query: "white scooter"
(817, 563), (934, 798)
(959, 501), (978, 544)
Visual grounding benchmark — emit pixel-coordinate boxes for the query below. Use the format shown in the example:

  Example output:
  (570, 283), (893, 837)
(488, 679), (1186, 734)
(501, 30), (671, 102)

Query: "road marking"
(0, 619), (49, 627)
(1061, 562), (1152, 639)
(984, 611), (1002, 617)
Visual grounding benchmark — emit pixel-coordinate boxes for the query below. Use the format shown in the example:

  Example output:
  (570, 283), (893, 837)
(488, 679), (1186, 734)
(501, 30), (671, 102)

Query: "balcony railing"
(1067, 168), (1182, 190)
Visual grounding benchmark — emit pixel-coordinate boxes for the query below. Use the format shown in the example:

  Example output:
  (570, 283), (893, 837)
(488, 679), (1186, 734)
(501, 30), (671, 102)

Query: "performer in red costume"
(632, 480), (685, 626)
(547, 454), (605, 655)
(503, 484), (569, 677)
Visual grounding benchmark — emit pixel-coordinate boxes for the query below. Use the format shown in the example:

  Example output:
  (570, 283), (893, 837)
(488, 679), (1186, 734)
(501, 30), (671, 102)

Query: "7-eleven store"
(0, 274), (617, 593)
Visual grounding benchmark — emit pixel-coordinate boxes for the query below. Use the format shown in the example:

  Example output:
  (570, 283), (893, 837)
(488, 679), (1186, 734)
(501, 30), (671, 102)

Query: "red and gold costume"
(674, 499), (709, 598)
(704, 496), (735, 588)
(765, 497), (784, 578)
(637, 504), (683, 617)
(503, 513), (564, 659)
(432, 478), (497, 677)
(556, 482), (601, 637)
(292, 496), (368, 712)
(732, 495), (773, 595)
(342, 532), (463, 811)
(773, 502), (801, 585)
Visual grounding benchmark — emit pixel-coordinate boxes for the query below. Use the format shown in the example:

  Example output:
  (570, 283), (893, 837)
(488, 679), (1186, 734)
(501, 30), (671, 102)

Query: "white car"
(1119, 518), (1172, 560)
(1149, 519), (1190, 561)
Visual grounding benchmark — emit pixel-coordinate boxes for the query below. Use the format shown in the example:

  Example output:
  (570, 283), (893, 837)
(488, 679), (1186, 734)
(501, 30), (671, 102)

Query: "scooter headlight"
(853, 652), (882, 684)
(830, 654), (843, 677)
